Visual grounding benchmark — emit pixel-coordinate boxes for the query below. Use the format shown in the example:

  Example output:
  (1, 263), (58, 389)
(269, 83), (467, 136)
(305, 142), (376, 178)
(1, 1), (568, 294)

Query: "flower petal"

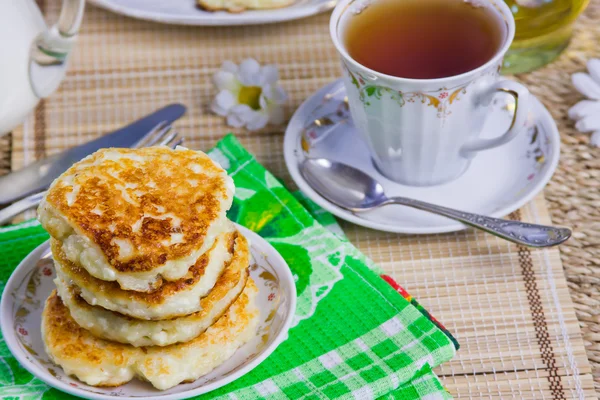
(221, 60), (238, 74)
(587, 58), (600, 84)
(211, 101), (227, 117)
(213, 71), (239, 92)
(227, 104), (254, 128)
(230, 104), (255, 122)
(261, 84), (288, 104)
(246, 112), (270, 131)
(238, 59), (261, 86)
(226, 113), (246, 128)
(568, 100), (600, 120)
(572, 72), (600, 100)
(259, 95), (268, 112)
(575, 114), (600, 132)
(591, 131), (600, 147)
(259, 65), (279, 86)
(211, 90), (237, 116)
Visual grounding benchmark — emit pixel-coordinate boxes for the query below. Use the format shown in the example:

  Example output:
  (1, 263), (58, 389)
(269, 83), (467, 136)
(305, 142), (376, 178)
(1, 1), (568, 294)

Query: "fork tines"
(134, 121), (183, 149)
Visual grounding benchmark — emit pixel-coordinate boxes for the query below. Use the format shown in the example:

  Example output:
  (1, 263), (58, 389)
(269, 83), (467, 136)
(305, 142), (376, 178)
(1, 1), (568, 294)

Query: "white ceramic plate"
(89, 0), (335, 26)
(0, 225), (296, 400)
(284, 79), (560, 234)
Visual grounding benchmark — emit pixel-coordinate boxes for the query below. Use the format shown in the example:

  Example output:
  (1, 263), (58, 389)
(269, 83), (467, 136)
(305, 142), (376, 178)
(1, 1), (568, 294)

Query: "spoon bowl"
(301, 158), (386, 210)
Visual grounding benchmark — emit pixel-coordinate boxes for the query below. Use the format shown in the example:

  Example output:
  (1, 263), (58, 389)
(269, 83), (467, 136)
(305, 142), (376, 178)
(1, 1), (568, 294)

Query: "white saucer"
(284, 79), (560, 234)
(0, 225), (296, 400)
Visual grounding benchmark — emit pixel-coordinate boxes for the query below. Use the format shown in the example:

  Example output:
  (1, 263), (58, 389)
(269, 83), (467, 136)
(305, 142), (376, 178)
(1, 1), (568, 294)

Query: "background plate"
(89, 0), (336, 26)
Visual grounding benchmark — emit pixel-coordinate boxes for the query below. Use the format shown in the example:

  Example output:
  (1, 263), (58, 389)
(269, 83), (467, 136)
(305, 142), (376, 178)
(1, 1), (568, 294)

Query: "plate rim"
(0, 224), (296, 400)
(88, 0), (337, 26)
(283, 79), (561, 234)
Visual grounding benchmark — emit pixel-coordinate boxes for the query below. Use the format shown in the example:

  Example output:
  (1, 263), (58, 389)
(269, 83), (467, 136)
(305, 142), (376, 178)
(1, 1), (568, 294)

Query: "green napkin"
(0, 134), (457, 399)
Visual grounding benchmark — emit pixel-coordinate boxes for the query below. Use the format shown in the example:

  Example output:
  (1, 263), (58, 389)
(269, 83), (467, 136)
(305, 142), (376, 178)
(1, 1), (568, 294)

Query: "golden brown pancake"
(38, 146), (234, 292)
(52, 230), (249, 320)
(54, 238), (250, 346)
(197, 0), (294, 12)
(42, 280), (259, 390)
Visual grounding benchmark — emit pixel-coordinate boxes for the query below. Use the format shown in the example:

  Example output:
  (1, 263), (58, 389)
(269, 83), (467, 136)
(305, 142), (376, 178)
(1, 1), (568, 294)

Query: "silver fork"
(0, 124), (183, 225)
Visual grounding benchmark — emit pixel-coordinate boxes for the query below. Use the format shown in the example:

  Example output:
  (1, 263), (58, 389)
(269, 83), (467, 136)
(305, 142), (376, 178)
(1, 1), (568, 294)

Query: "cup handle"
(29, 0), (86, 98)
(460, 80), (530, 157)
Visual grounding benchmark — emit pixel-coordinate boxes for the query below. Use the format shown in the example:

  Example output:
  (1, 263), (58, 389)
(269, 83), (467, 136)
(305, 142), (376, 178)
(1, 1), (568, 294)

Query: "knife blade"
(0, 103), (186, 205)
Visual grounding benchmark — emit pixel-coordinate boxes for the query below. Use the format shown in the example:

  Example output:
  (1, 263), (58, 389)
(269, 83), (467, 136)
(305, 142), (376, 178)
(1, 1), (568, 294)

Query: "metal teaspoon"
(301, 158), (571, 247)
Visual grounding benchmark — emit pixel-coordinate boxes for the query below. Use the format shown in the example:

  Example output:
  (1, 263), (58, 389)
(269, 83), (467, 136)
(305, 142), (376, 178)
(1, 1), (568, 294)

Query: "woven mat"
(4, 0), (599, 398)
(0, 134), (10, 176)
(513, 1), (600, 394)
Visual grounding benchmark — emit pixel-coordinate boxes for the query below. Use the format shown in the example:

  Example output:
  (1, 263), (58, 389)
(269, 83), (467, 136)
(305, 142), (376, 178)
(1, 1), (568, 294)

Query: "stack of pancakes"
(37, 147), (259, 390)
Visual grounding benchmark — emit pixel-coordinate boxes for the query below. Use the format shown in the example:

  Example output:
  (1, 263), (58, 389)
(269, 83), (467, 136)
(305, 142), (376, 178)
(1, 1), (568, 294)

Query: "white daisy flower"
(211, 59), (288, 131)
(569, 58), (600, 146)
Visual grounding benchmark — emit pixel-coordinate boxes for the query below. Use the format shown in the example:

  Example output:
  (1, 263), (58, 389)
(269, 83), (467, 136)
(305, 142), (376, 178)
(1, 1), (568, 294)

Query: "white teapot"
(0, 0), (85, 135)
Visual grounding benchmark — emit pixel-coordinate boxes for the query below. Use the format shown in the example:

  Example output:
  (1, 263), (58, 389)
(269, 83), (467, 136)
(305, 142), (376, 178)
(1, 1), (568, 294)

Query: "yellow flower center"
(238, 86), (262, 110)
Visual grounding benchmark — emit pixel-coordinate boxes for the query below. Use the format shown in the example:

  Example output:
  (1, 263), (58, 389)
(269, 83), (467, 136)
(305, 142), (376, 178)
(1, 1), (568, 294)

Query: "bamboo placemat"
(515, 2), (600, 393)
(5, 0), (599, 398)
(0, 134), (10, 176)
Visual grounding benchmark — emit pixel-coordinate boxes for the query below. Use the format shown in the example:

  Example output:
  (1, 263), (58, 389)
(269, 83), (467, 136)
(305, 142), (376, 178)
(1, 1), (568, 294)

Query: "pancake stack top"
(37, 146), (259, 390)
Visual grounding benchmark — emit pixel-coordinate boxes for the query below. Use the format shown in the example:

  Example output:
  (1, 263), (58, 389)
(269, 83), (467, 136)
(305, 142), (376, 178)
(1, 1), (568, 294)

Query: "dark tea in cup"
(344, 0), (507, 79)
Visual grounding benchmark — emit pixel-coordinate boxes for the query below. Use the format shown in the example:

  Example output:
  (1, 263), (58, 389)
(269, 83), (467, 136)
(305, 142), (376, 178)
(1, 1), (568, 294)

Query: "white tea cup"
(329, 0), (530, 186)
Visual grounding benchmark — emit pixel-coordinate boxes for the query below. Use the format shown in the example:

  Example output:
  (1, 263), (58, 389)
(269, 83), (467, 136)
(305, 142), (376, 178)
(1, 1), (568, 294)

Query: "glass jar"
(503, 0), (589, 74)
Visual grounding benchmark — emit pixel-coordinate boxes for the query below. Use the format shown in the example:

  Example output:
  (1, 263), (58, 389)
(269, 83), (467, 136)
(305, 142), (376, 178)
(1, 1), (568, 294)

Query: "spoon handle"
(386, 197), (571, 247)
